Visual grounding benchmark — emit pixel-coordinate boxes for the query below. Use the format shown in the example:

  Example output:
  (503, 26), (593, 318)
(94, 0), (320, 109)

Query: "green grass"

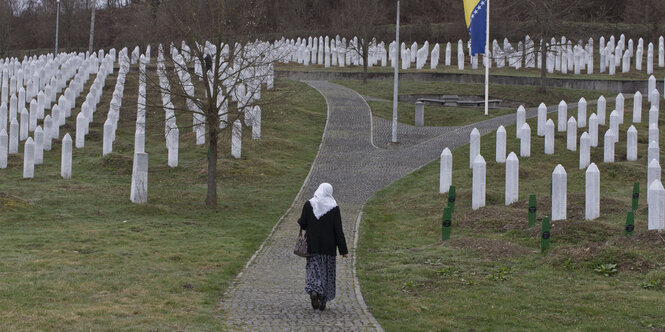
(357, 96), (665, 331)
(334, 80), (606, 126)
(0, 78), (326, 330)
(366, 100), (513, 127)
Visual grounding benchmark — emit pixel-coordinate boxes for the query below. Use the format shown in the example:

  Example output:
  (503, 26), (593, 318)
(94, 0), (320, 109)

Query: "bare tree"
(140, 0), (284, 207)
(0, 0), (16, 56)
(337, 0), (386, 84)
(622, 0), (665, 43)
(88, 0), (96, 53)
(499, 0), (591, 92)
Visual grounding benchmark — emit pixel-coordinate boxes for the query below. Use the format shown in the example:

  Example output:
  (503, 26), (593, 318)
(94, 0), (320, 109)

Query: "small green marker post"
(541, 215), (551, 253)
(447, 186), (456, 215)
(631, 182), (640, 211)
(528, 194), (537, 228)
(625, 211), (635, 237)
(441, 207), (452, 241)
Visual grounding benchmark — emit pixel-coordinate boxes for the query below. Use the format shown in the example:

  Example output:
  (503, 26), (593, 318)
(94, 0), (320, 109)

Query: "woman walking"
(298, 183), (348, 311)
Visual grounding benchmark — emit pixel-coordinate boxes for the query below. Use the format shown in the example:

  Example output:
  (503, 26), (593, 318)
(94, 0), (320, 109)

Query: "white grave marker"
(579, 132), (590, 169)
(469, 128), (480, 168)
(34, 126), (43, 165)
(585, 163), (600, 220)
(552, 164), (567, 221)
(520, 123), (531, 157)
(648, 180), (665, 230)
(578, 98), (587, 127)
(440, 147), (452, 194)
(472, 154), (486, 210)
(604, 129), (615, 163)
(627, 125), (638, 161)
(0, 129), (7, 168)
(23, 137), (35, 178)
(505, 152), (519, 206)
(537, 103), (547, 136)
(496, 126), (506, 163)
(567, 117), (577, 151)
(61, 133), (72, 179)
(558, 101), (567, 132)
(545, 119), (555, 154)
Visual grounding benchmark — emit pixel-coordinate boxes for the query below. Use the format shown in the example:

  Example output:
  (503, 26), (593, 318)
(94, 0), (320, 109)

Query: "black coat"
(297, 201), (348, 256)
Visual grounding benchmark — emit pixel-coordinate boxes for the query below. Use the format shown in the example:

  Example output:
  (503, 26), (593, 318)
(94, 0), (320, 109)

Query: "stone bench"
(457, 99), (502, 108)
(417, 95), (459, 107)
(416, 96), (501, 108)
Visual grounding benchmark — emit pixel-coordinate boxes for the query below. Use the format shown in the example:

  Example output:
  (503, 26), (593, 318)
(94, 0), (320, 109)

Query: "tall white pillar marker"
(61, 133), (72, 179)
(627, 126), (638, 161)
(469, 128), (480, 168)
(585, 163), (600, 220)
(23, 137), (35, 178)
(505, 152), (519, 206)
(472, 154), (486, 210)
(495, 126), (506, 163)
(551, 164), (567, 221)
(648, 180), (665, 230)
(440, 147), (452, 194)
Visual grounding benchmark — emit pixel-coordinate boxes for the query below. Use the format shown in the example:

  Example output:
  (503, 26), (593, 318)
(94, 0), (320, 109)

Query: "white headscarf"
(309, 183), (338, 219)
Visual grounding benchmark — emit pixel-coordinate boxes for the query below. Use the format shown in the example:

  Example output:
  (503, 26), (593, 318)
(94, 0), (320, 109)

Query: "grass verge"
(357, 96), (665, 331)
(0, 77), (326, 330)
(334, 80), (606, 127)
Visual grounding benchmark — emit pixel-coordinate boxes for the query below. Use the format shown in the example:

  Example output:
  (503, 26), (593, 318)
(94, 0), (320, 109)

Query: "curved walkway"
(218, 81), (610, 331)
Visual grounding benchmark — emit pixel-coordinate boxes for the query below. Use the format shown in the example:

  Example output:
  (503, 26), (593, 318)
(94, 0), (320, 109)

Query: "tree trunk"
(539, 42), (548, 93)
(205, 128), (218, 207)
(362, 40), (369, 84)
(88, 1), (96, 54)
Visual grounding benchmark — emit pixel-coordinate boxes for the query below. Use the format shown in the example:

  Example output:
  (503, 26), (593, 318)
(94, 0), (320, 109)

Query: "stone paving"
(218, 80), (613, 331)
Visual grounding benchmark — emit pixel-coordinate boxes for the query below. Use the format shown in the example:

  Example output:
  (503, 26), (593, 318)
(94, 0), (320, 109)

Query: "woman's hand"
(342, 254), (348, 258)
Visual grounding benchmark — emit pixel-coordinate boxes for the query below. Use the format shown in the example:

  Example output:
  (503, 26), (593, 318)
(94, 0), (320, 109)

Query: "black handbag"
(293, 229), (310, 257)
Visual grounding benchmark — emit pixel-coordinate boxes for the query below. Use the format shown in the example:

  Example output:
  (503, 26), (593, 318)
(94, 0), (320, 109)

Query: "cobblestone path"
(218, 81), (609, 331)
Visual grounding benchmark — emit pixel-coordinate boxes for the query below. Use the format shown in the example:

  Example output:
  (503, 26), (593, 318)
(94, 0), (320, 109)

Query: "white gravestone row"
(274, 34), (664, 76)
(0, 47), (119, 182)
(157, 44), (177, 162)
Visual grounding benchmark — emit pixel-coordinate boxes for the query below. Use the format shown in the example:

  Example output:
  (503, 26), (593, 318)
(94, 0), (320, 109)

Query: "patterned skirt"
(305, 254), (337, 305)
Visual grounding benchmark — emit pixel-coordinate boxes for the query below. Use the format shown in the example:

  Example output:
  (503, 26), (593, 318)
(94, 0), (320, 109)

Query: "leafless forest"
(0, 0), (664, 56)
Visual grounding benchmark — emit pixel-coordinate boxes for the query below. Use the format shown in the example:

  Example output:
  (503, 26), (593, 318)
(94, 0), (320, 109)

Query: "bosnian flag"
(463, 0), (487, 56)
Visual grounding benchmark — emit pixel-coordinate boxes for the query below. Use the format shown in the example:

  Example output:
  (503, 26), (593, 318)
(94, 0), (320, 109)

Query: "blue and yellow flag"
(463, 0), (487, 55)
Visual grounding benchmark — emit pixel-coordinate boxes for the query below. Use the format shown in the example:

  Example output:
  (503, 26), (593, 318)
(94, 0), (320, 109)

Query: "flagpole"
(484, 0), (490, 116)
(392, 0), (400, 143)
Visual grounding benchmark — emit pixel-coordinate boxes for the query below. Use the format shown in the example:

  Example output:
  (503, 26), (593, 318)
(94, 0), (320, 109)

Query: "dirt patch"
(513, 194), (628, 222)
(455, 206), (528, 233)
(97, 153), (133, 175)
(531, 219), (619, 243)
(609, 230), (665, 248)
(445, 237), (535, 260)
(549, 242), (659, 273)
(0, 191), (28, 212)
